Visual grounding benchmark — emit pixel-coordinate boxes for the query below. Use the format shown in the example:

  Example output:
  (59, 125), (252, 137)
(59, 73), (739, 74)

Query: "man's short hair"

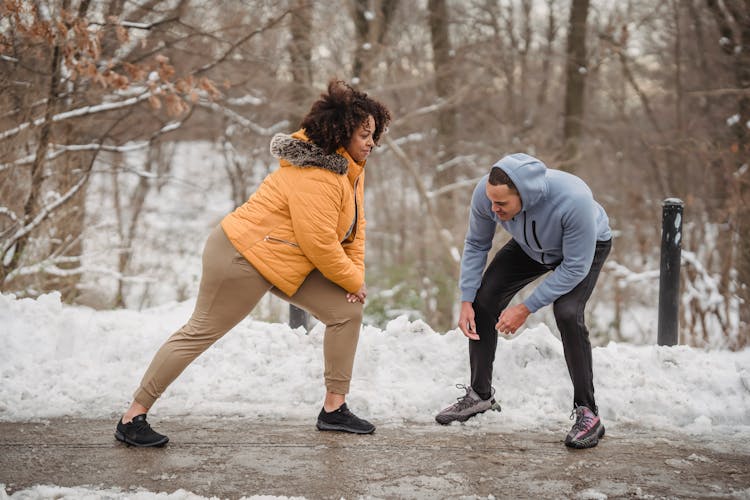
(488, 167), (518, 193)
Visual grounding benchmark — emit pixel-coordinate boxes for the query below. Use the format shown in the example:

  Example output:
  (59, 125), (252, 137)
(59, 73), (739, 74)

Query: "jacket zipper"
(531, 220), (546, 264)
(264, 235), (299, 248)
(342, 175), (361, 244)
(523, 212), (530, 248)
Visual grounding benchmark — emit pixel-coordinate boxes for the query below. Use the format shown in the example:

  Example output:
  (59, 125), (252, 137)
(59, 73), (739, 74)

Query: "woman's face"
(346, 115), (376, 163)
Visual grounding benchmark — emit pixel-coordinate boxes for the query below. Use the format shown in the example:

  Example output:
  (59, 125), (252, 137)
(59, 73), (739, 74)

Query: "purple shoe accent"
(565, 406), (604, 449)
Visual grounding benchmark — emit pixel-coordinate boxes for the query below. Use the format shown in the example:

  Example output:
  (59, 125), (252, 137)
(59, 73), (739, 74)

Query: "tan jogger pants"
(133, 225), (363, 409)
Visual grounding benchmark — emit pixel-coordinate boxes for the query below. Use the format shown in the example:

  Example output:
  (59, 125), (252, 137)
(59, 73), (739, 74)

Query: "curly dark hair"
(300, 79), (391, 155)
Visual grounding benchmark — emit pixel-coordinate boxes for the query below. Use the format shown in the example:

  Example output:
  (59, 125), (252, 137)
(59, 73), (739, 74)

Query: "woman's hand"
(347, 283), (367, 304)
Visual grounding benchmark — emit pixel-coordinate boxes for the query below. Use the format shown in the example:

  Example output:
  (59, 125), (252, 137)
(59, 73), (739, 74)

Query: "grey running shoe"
(565, 405), (605, 449)
(435, 384), (498, 425)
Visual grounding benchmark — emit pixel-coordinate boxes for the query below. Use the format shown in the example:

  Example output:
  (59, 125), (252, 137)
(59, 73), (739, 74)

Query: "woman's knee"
(316, 301), (363, 327)
(339, 301), (363, 325)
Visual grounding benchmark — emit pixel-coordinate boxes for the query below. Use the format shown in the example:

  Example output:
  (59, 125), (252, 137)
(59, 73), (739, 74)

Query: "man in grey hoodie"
(435, 153), (612, 449)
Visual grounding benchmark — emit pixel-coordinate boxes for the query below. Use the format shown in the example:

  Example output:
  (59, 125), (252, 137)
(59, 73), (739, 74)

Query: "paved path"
(1, 419), (749, 499)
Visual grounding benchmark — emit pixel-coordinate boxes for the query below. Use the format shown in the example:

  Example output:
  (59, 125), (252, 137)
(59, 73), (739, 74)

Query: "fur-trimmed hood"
(270, 133), (349, 175)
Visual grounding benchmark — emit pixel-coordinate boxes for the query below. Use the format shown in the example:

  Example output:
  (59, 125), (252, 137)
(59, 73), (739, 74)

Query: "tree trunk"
(732, 2), (750, 346)
(561, 0), (590, 169)
(534, 0), (558, 125)
(351, 0), (371, 83)
(427, 0), (459, 331)
(350, 0), (398, 85)
(288, 0), (314, 330)
(519, 0), (532, 121)
(428, 0), (457, 179)
(288, 0), (313, 125)
(0, 32), (62, 288)
(706, 0), (750, 347)
(44, 146), (91, 303)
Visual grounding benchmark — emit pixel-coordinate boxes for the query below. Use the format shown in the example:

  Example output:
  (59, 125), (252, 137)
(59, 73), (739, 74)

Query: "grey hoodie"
(459, 153), (611, 312)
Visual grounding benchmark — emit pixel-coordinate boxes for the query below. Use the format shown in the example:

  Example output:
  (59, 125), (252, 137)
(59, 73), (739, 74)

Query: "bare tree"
(561, 0), (591, 169)
(0, 0), (272, 304)
(288, 0), (314, 329)
(705, 0), (750, 346)
(350, 0), (399, 85)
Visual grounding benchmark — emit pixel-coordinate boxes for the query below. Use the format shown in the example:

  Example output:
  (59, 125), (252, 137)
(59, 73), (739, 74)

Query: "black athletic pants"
(469, 238), (612, 413)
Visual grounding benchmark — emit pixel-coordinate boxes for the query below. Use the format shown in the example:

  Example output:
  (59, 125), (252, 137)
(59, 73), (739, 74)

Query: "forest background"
(1, 0), (748, 350)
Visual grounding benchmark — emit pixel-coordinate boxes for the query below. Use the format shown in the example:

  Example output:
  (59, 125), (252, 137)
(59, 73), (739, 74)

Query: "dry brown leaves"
(1, 0), (221, 116)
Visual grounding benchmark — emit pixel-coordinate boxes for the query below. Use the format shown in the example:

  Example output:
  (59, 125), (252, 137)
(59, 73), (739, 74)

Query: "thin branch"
(87, 17), (179, 30)
(390, 80), (478, 127)
(192, 9), (293, 77)
(686, 87), (750, 96)
(435, 154), (478, 173)
(197, 100), (288, 136)
(2, 168), (92, 256)
(383, 135), (459, 261)
(0, 120), (183, 171)
(0, 207), (20, 225)
(5, 256), (157, 283)
(427, 176), (485, 198)
(0, 92), (152, 142)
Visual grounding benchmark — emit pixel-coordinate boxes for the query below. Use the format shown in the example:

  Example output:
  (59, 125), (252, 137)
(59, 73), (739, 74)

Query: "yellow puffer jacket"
(220, 130), (366, 297)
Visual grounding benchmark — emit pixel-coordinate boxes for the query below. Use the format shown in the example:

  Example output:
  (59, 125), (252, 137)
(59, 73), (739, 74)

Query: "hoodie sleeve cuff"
(523, 297), (543, 314)
(460, 290), (477, 303)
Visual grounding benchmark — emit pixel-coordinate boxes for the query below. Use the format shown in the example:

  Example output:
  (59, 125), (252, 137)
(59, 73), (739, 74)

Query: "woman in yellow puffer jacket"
(115, 81), (391, 446)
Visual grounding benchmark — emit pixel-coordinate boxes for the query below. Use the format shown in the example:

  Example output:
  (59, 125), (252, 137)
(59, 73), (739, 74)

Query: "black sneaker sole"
(115, 431), (169, 447)
(316, 421), (375, 434)
(565, 425), (605, 449)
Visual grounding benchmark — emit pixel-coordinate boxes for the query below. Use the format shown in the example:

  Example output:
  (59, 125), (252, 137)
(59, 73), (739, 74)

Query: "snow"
(1, 291), (748, 435)
(3, 290), (749, 498)
(0, 484), (303, 500)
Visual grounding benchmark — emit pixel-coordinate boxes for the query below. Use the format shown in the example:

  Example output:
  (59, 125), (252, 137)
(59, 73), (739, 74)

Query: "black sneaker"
(115, 414), (169, 447)
(316, 403), (375, 434)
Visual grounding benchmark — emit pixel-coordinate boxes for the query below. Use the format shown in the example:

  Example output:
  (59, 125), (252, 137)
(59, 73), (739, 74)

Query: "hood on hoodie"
(493, 153), (548, 211)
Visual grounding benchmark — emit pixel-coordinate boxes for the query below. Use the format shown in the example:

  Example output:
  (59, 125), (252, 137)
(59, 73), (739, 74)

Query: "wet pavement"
(1, 418), (749, 499)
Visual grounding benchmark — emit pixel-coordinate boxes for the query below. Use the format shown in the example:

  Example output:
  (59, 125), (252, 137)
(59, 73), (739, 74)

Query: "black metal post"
(657, 198), (684, 346)
(289, 304), (308, 330)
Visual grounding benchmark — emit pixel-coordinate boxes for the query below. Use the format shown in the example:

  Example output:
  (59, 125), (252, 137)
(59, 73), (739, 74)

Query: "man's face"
(486, 182), (522, 221)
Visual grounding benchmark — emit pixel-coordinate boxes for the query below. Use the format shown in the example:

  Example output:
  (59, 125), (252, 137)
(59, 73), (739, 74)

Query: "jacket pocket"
(264, 235), (300, 248)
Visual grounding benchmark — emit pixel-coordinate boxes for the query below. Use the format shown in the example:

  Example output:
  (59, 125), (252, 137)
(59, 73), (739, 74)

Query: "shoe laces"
(130, 417), (153, 434)
(452, 384), (476, 411)
(335, 404), (363, 422)
(569, 406), (594, 431)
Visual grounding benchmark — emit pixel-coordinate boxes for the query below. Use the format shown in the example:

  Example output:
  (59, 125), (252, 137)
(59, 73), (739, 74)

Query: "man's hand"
(495, 303), (530, 336)
(347, 283), (367, 304)
(458, 301), (479, 340)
